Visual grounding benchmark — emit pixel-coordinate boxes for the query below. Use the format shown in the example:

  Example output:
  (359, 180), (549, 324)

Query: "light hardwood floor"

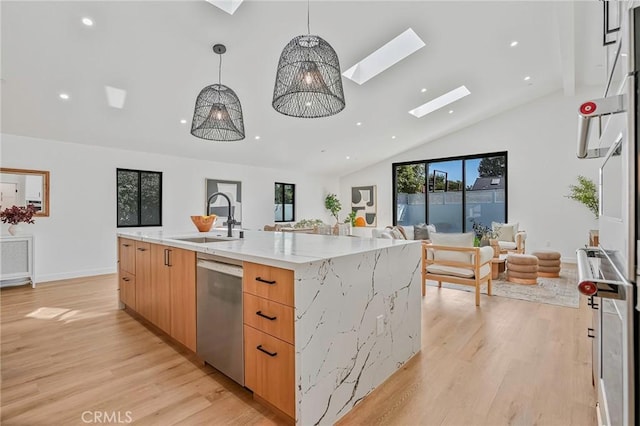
(1, 272), (596, 425)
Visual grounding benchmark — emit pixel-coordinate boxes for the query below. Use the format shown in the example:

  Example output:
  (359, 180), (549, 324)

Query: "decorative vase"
(8, 224), (23, 236)
(191, 215), (216, 232)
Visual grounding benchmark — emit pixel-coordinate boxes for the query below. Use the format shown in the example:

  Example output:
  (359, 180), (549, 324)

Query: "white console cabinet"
(0, 235), (35, 288)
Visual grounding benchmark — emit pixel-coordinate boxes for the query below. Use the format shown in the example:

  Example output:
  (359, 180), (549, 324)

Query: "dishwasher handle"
(197, 259), (243, 278)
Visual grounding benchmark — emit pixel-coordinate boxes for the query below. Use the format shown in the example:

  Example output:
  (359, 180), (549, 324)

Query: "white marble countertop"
(117, 228), (418, 268)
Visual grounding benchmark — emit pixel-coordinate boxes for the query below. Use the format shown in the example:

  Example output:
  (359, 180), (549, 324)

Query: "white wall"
(1, 134), (339, 282)
(340, 88), (603, 262)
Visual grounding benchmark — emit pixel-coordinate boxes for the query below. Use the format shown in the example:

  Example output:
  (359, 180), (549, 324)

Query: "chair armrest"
(476, 246), (494, 265)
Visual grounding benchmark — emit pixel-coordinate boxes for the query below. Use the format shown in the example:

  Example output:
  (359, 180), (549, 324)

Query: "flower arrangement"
(1, 204), (36, 225)
(470, 219), (497, 245)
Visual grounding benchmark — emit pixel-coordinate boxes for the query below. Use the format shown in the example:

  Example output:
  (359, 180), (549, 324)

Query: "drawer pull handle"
(255, 277), (276, 285)
(256, 311), (277, 321)
(587, 328), (595, 339)
(137, 247), (146, 252)
(123, 244), (131, 247)
(122, 277), (130, 282)
(257, 345), (277, 357)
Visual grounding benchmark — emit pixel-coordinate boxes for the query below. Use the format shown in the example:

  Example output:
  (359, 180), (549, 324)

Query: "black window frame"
(117, 168), (163, 228)
(274, 182), (295, 223)
(392, 151), (508, 232)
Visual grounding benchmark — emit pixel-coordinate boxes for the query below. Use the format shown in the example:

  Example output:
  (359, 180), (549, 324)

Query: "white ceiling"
(1, 1), (604, 176)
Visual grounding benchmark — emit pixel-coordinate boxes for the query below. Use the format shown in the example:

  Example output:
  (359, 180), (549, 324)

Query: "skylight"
(342, 28), (425, 85)
(105, 86), (127, 109)
(408, 85), (471, 118)
(206, 0), (244, 15)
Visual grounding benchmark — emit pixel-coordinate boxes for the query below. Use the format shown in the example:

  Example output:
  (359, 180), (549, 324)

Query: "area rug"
(426, 267), (580, 308)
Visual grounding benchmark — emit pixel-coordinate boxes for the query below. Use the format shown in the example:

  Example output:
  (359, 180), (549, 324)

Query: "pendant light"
(191, 44), (245, 141)
(272, 1), (345, 118)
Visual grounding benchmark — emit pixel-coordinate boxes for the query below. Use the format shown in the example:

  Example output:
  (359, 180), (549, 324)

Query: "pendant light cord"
(218, 54), (222, 85)
(307, 0), (310, 34)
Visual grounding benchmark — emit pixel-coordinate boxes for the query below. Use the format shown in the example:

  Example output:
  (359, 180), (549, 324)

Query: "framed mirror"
(0, 168), (50, 217)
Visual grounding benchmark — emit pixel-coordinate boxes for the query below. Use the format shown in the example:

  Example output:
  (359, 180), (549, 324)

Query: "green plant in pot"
(344, 211), (357, 227)
(566, 175), (599, 219)
(324, 193), (342, 224)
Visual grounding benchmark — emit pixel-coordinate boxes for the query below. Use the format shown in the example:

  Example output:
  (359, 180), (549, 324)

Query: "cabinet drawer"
(119, 238), (136, 275)
(243, 293), (294, 344)
(243, 262), (294, 307)
(244, 325), (295, 418)
(119, 270), (136, 309)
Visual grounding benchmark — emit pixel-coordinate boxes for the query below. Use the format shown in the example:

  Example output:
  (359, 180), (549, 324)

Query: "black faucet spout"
(207, 192), (235, 237)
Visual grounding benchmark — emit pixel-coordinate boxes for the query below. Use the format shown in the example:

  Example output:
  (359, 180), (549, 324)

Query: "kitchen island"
(117, 229), (421, 425)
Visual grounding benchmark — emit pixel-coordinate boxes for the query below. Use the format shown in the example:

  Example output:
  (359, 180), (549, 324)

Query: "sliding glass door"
(392, 152), (507, 233)
(427, 160), (463, 232)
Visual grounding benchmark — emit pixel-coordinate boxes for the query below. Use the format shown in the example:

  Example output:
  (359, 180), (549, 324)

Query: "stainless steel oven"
(576, 4), (638, 425)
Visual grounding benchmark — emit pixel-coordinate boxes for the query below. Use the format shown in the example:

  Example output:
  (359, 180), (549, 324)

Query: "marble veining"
(293, 243), (421, 425)
(117, 229), (415, 268)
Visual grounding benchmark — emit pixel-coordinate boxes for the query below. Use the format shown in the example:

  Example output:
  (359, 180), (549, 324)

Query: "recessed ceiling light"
(346, 156), (351, 160)
(82, 17), (94, 26)
(255, 136), (261, 140)
(524, 76), (531, 81)
(59, 93), (70, 100)
(621, 53), (628, 57)
(391, 136), (396, 139)
(421, 88), (427, 93)
(356, 122), (362, 126)
(343, 28), (425, 85)
(448, 110), (453, 114)
(408, 85), (470, 118)
(510, 41), (518, 47)
(180, 119), (187, 124)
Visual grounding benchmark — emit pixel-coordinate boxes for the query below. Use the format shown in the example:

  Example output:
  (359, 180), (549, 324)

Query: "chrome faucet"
(207, 192), (236, 237)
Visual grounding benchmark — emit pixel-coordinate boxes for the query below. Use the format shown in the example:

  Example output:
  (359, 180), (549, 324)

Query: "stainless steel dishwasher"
(196, 253), (244, 386)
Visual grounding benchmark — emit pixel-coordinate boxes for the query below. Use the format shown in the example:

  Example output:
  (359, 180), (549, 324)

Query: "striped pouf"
(531, 250), (561, 278)
(506, 254), (538, 284)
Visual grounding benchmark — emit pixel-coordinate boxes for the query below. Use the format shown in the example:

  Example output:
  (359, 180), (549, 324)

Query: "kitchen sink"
(171, 237), (232, 243)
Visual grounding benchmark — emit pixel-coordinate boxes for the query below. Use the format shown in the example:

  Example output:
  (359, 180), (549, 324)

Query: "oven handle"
(576, 248), (632, 300)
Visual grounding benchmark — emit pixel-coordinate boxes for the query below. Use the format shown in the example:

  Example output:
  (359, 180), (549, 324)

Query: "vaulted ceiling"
(1, 1), (604, 176)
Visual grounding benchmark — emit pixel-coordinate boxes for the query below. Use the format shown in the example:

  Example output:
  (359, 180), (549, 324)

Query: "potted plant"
(566, 175), (599, 219)
(470, 219), (497, 247)
(324, 194), (342, 225)
(1, 204), (36, 235)
(344, 211), (357, 227)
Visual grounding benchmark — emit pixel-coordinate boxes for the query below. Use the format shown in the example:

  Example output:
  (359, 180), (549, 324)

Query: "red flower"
(0, 204), (36, 225)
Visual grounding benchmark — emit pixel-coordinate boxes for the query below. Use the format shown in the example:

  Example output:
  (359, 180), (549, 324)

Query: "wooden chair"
(421, 242), (494, 306)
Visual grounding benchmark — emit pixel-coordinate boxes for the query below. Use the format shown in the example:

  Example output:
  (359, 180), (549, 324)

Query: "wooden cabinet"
(243, 293), (294, 344)
(244, 325), (295, 418)
(135, 242), (152, 321)
(150, 244), (172, 334)
(119, 270), (136, 308)
(243, 262), (294, 306)
(243, 262), (295, 419)
(118, 238), (196, 352)
(119, 238), (136, 275)
(169, 248), (196, 351)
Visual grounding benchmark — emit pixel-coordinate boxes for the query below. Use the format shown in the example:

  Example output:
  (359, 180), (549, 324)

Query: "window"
(117, 168), (162, 227)
(393, 152), (507, 233)
(274, 183), (295, 222)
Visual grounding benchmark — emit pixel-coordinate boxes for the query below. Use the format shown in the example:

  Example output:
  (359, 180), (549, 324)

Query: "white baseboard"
(36, 267), (117, 284)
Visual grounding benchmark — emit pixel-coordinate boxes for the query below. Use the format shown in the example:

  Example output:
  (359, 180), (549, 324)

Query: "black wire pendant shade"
(191, 44), (245, 141)
(272, 34), (345, 118)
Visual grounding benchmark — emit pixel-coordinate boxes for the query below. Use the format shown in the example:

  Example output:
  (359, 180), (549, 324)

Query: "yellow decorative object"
(354, 217), (366, 227)
(191, 215), (216, 232)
